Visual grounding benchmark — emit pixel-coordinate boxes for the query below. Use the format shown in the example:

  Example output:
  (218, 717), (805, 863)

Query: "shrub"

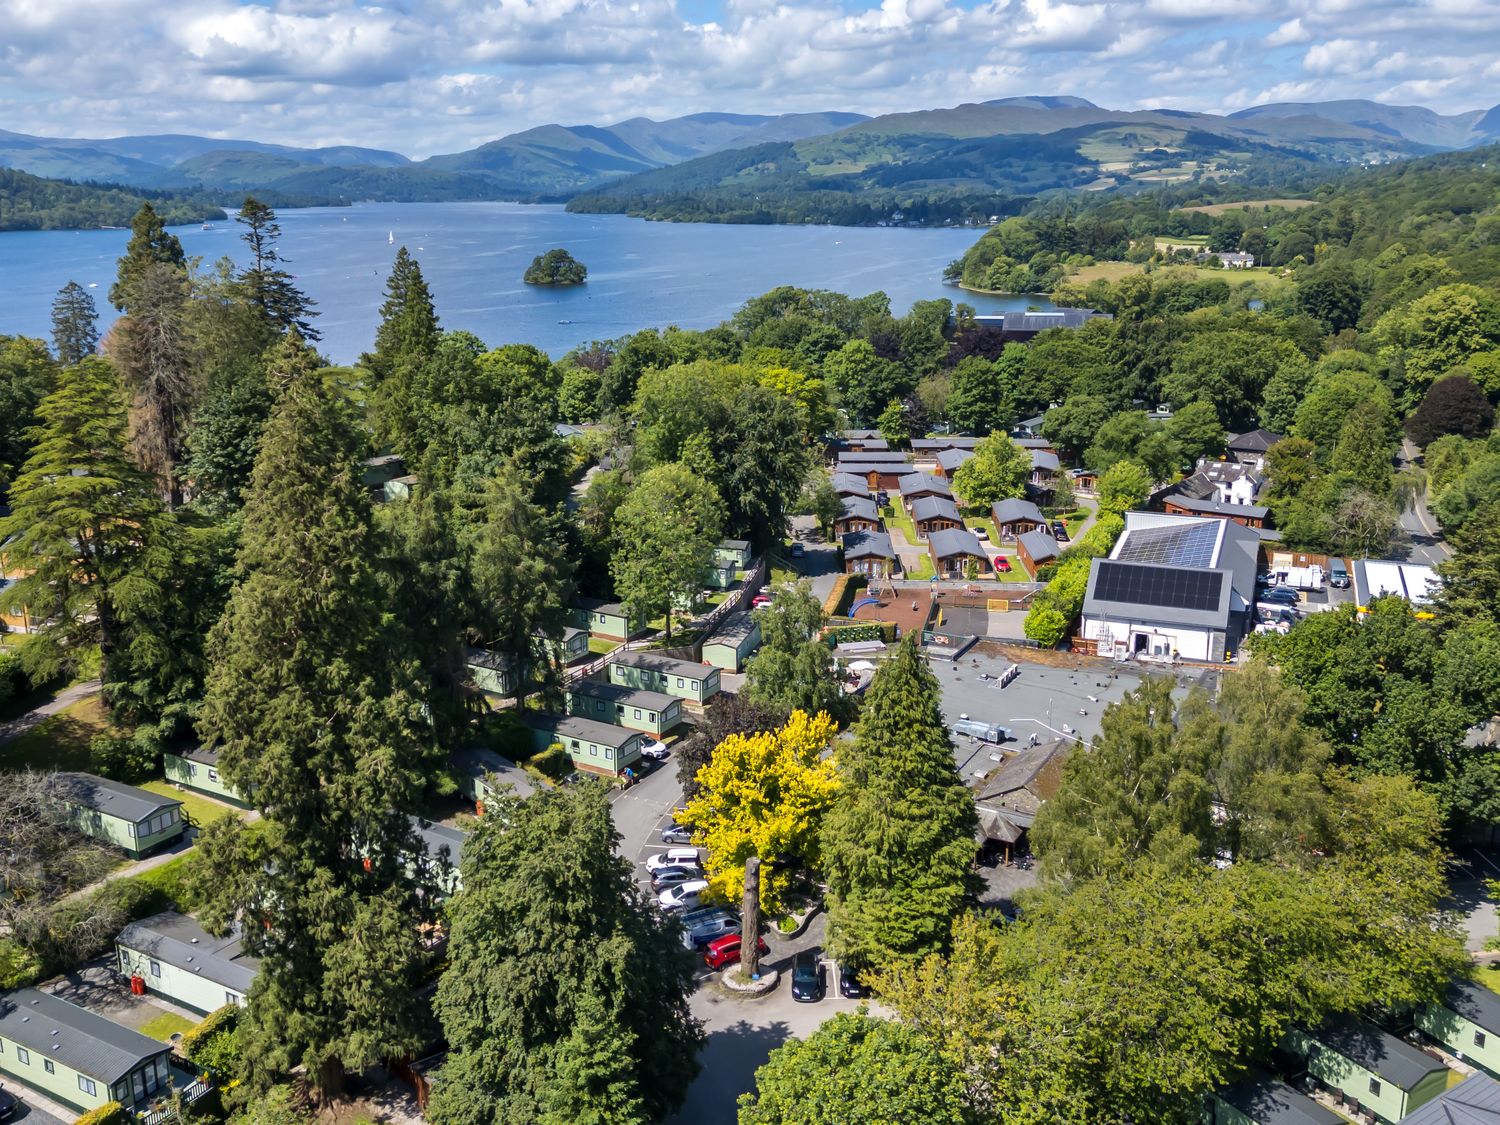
(0, 937), (44, 989)
(527, 742), (571, 781)
(229, 1085), (308, 1125)
(0, 648), (27, 707)
(75, 1103), (129, 1125)
(89, 733), (160, 782)
(184, 1006), (244, 1081)
(182, 1004), (240, 1058)
(21, 867), (177, 974)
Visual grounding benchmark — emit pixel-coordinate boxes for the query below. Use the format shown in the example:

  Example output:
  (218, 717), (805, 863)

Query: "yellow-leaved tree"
(679, 709), (839, 916)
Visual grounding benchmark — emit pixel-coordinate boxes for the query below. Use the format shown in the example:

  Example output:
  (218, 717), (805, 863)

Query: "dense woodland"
(0, 142), (1499, 1125)
(0, 167), (225, 230)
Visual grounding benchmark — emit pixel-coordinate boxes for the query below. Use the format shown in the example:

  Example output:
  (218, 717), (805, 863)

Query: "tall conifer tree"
(366, 247), (440, 447)
(194, 331), (437, 1103)
(50, 280), (99, 365)
(109, 203), (185, 312)
(111, 262), (196, 505)
(821, 636), (977, 967)
(235, 197), (319, 338)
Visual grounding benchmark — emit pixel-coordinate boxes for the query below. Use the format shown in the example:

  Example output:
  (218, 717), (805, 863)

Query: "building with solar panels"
(1079, 512), (1259, 662)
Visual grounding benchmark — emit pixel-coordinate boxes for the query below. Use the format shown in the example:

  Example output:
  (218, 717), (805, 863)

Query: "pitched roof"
(1310, 1017), (1448, 1089)
(1167, 495), (1270, 520)
(831, 472), (869, 496)
(1013, 437), (1053, 450)
(1030, 448), (1060, 472)
(574, 596), (632, 617)
(1440, 978), (1500, 1033)
(928, 527), (985, 558)
(50, 773), (181, 824)
(836, 451), (911, 464)
(717, 538), (750, 551)
(936, 448), (974, 472)
(1215, 1070), (1342, 1125)
(1398, 1072), (1500, 1125)
(839, 495), (879, 523)
(706, 611), (760, 647)
(1227, 427), (1283, 453)
(0, 989), (170, 1083)
(1018, 528), (1059, 562)
(992, 497), (1045, 526)
(450, 747), (536, 798)
(115, 911), (259, 995)
(911, 495), (963, 524)
(610, 650), (717, 678)
(410, 816), (467, 870)
(568, 680), (679, 711)
(520, 710), (646, 749)
(842, 530), (895, 560)
(975, 740), (1069, 803)
(898, 473), (954, 499)
(910, 437), (979, 453)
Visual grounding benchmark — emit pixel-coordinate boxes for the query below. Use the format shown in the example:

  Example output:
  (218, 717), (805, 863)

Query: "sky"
(2, 0), (1498, 158)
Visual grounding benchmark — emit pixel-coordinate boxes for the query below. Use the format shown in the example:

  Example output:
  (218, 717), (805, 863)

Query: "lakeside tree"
(951, 432), (1027, 509)
(0, 335), (56, 492)
(822, 637), (976, 968)
(193, 332), (437, 1104)
(50, 280), (99, 365)
(744, 581), (850, 720)
(523, 247), (588, 285)
(430, 783), (702, 1125)
(235, 197), (319, 339)
(610, 463), (725, 641)
(679, 710), (840, 917)
(367, 248), (439, 443)
(109, 202), (185, 312)
(0, 356), (171, 689)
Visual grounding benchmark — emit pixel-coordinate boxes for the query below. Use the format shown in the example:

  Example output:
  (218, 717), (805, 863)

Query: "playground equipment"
(850, 596), (883, 615)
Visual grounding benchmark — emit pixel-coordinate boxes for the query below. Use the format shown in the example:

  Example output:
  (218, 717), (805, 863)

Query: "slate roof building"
(842, 530), (897, 578)
(928, 527), (988, 578)
(835, 495), (880, 536)
(992, 497), (1047, 541)
(1287, 1018), (1448, 1124)
(1080, 511), (1259, 663)
(116, 911), (260, 1014)
(1016, 527), (1059, 577)
(898, 473), (955, 505)
(1398, 1073), (1500, 1125)
(1226, 427), (1283, 469)
(1207, 1069), (1343, 1125)
(911, 495), (964, 539)
(973, 740), (1069, 848)
(936, 447), (974, 479)
(832, 472), (870, 498)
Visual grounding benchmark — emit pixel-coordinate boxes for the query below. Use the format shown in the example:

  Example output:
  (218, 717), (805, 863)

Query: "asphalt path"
(1399, 438), (1452, 568)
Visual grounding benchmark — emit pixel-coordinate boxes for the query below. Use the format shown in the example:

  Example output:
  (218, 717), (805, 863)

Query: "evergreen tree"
(109, 203), (185, 312)
(366, 247), (439, 384)
(183, 363), (273, 512)
(0, 356), (170, 687)
(821, 637), (977, 967)
(50, 280), (99, 365)
(193, 331), (437, 1103)
(235, 198), (319, 339)
(1437, 500), (1500, 628)
(743, 581), (849, 721)
(0, 335), (57, 492)
(430, 784), (703, 1125)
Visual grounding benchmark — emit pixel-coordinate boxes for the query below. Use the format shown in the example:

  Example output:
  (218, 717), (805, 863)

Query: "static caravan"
(163, 746), (249, 807)
(1418, 978), (1500, 1078)
(410, 816), (467, 897)
(1287, 1020), (1448, 1124)
(521, 712), (646, 776)
(51, 773), (184, 859)
(451, 747), (537, 810)
(115, 911), (259, 1015)
(608, 651), (721, 705)
(701, 611), (762, 673)
(0, 988), (177, 1112)
(466, 647), (515, 696)
(1207, 1069), (1342, 1125)
(572, 598), (646, 643)
(566, 681), (684, 737)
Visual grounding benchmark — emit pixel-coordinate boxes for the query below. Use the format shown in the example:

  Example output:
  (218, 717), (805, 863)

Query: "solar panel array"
(1094, 561), (1224, 613)
(1114, 520), (1221, 568)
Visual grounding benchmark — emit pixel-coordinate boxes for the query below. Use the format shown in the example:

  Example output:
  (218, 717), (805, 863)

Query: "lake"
(0, 202), (1055, 362)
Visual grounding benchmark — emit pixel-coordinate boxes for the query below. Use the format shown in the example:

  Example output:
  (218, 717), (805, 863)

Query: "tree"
(946, 355), (1013, 436)
(1085, 411), (1177, 480)
(876, 398), (909, 447)
(109, 261), (197, 505)
(1296, 264), (1364, 332)
(1331, 401), (1396, 493)
(109, 202), (184, 312)
(1258, 362), (1304, 434)
(1374, 283), (1500, 397)
(951, 432), (1027, 509)
(794, 470), (842, 538)
(1332, 488), (1400, 557)
(1161, 331), (1308, 430)
(192, 332), (437, 1104)
(744, 581), (849, 720)
(0, 335), (56, 491)
(758, 366), (835, 441)
(679, 710), (840, 916)
(464, 473), (576, 707)
(822, 637), (976, 968)
(675, 694), (789, 801)
(1041, 394), (1112, 461)
(1437, 500), (1500, 627)
(50, 280), (99, 365)
(0, 356), (170, 688)
(523, 248), (587, 285)
(235, 198), (318, 338)
(824, 339), (904, 426)
(365, 247), (439, 415)
(610, 463), (725, 641)
(183, 361), (273, 512)
(430, 784), (702, 1125)
(738, 1012), (965, 1125)
(1097, 459), (1154, 515)
(1405, 375), (1495, 447)
(1164, 400), (1225, 469)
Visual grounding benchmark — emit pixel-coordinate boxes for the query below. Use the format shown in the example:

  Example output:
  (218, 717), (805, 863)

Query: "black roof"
(116, 911), (259, 994)
(1311, 1017), (1447, 1089)
(1216, 1070), (1342, 1125)
(51, 773), (181, 824)
(1442, 978), (1500, 1033)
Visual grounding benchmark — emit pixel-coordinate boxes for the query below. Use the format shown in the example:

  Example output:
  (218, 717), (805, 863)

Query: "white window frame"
(149, 959), (161, 977)
(17, 1046), (30, 1064)
(80, 1076), (98, 1096)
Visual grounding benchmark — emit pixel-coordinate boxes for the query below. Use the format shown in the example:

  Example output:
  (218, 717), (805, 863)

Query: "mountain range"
(3, 97), (1498, 218)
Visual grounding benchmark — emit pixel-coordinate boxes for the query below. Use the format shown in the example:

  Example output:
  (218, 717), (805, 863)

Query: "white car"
(658, 879), (710, 911)
(640, 738), (669, 761)
(647, 847), (701, 873)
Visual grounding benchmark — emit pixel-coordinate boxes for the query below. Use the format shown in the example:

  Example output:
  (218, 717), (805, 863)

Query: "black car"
(1051, 520), (1069, 542)
(838, 962), (867, 999)
(0, 1084), (17, 1123)
(791, 951), (826, 1002)
(660, 825), (694, 845)
(1260, 587), (1301, 607)
(650, 865), (699, 887)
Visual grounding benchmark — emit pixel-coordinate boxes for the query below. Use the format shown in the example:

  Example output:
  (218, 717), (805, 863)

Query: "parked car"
(658, 879), (710, 911)
(752, 594), (772, 608)
(683, 914), (743, 949)
(995, 556), (1011, 572)
(791, 951), (826, 1001)
(789, 542), (805, 558)
(640, 738), (670, 761)
(1329, 559), (1351, 589)
(1260, 587), (1301, 607)
(838, 962), (868, 999)
(973, 526), (989, 540)
(1051, 520), (1070, 542)
(679, 905), (738, 930)
(0, 1085), (17, 1123)
(704, 932), (770, 971)
(650, 865), (700, 888)
(647, 848), (701, 873)
(660, 824), (694, 845)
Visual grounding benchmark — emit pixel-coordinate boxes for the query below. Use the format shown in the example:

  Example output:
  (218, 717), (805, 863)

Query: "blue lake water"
(0, 202), (1054, 363)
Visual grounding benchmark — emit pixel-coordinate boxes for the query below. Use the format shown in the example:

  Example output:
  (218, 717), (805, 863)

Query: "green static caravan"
(410, 816), (467, 897)
(1207, 1069), (1343, 1125)
(0, 988), (177, 1113)
(115, 911), (259, 1015)
(701, 611), (762, 674)
(572, 597), (647, 644)
(1417, 978), (1500, 1078)
(565, 681), (684, 737)
(50, 772), (185, 859)
(555, 626), (590, 663)
(520, 712), (645, 777)
(450, 747), (537, 810)
(1398, 1072), (1500, 1125)
(163, 746), (250, 807)
(708, 539), (752, 589)
(466, 647), (515, 696)
(608, 651), (721, 705)
(1286, 1020), (1449, 1124)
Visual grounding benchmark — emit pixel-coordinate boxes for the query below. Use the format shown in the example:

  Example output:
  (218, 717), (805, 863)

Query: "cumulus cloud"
(0, 0), (1491, 155)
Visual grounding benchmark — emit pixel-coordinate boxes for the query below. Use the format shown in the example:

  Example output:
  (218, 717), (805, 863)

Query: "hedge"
(824, 622), (892, 646)
(182, 1004), (240, 1059)
(526, 742), (571, 781)
(75, 1103), (128, 1125)
(824, 574), (867, 618)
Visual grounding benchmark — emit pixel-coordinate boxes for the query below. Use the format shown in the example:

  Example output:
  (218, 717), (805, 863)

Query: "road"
(1399, 438), (1451, 568)
(0, 679), (101, 746)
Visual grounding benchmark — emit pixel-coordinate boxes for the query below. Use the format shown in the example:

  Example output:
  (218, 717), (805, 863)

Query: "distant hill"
(0, 166), (224, 231)
(1231, 99), (1500, 149)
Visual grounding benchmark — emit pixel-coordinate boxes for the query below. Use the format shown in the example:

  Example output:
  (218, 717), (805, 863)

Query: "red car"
(995, 557), (1011, 572)
(703, 932), (770, 970)
(751, 594), (772, 608)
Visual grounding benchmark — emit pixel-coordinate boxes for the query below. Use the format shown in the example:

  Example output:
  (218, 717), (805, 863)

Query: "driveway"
(1399, 439), (1451, 568)
(785, 517), (841, 605)
(0, 680), (101, 746)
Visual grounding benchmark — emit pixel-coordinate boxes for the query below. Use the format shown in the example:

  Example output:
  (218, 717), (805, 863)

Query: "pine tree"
(235, 197), (319, 339)
(429, 784), (702, 1125)
(193, 331), (437, 1104)
(0, 356), (170, 687)
(109, 203), (185, 312)
(821, 636), (977, 968)
(366, 247), (439, 383)
(50, 281), (99, 365)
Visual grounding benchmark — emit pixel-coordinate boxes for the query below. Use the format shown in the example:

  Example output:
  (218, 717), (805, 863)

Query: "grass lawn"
(139, 1011), (197, 1041)
(0, 695), (112, 772)
(1048, 506), (1092, 540)
(903, 555), (935, 581)
(137, 779), (245, 829)
(1177, 198), (1315, 216)
(882, 504), (919, 547)
(588, 637), (620, 655)
(770, 565), (799, 586)
(1066, 260), (1282, 289)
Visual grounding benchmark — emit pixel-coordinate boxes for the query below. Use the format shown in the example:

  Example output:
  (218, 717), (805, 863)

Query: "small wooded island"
(524, 247), (588, 285)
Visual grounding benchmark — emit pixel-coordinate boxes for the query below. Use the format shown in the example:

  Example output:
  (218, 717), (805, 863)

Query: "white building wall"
(118, 944), (246, 1014)
(1082, 617), (1213, 661)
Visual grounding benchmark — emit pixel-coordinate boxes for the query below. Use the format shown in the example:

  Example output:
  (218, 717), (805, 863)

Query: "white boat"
(388, 231), (394, 244)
